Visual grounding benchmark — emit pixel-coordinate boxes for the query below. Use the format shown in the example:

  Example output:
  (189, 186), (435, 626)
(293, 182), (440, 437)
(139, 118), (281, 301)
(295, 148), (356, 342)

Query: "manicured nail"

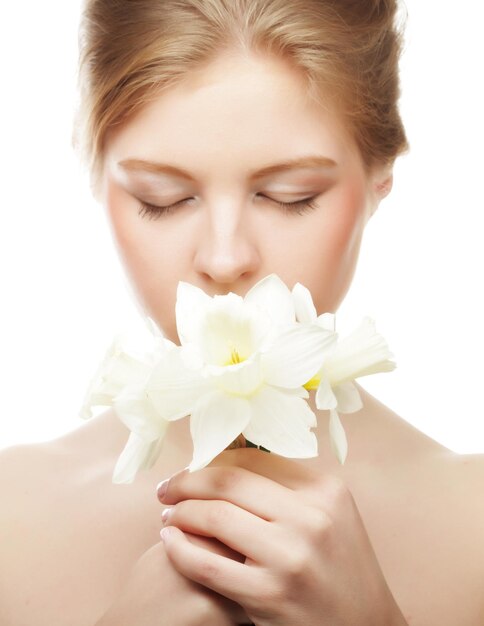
(160, 527), (171, 542)
(161, 507), (172, 525)
(156, 479), (169, 500)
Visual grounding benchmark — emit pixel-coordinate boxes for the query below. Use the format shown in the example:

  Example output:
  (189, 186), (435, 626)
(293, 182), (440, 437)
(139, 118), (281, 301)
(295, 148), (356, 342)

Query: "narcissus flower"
(146, 274), (337, 471)
(79, 274), (396, 483)
(78, 317), (176, 483)
(292, 282), (396, 464)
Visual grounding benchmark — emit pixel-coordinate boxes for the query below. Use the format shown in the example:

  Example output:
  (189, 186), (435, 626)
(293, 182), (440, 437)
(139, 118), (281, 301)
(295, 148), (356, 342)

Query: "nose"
(193, 198), (261, 285)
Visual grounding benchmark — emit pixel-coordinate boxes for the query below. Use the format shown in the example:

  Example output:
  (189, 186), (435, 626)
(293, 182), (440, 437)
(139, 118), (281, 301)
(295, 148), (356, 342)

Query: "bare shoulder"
(439, 450), (484, 499)
(452, 449), (484, 474)
(436, 451), (484, 590)
(0, 410), (128, 525)
(0, 441), (67, 618)
(0, 439), (77, 545)
(448, 451), (484, 523)
(0, 440), (62, 510)
(0, 425), (132, 625)
(0, 431), (87, 490)
(423, 450), (484, 518)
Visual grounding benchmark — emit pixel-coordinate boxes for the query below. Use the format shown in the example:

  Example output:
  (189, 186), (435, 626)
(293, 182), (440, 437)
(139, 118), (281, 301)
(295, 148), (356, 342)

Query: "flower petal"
(145, 346), (211, 420)
(325, 317), (396, 385)
(79, 334), (153, 420)
(188, 391), (251, 471)
(112, 431), (166, 484)
(333, 381), (363, 414)
(315, 376), (338, 410)
(207, 354), (263, 396)
(316, 312), (336, 332)
(262, 324), (337, 388)
(244, 274), (296, 328)
(175, 281), (212, 346)
(197, 293), (270, 365)
(113, 383), (170, 440)
(329, 409), (348, 465)
(272, 385), (310, 399)
(144, 315), (166, 339)
(242, 386), (318, 458)
(180, 342), (205, 370)
(292, 282), (317, 323)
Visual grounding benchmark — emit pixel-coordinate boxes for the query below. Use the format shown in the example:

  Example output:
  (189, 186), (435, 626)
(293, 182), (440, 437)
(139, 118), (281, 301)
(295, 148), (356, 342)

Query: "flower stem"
(226, 434), (271, 453)
(245, 438), (271, 453)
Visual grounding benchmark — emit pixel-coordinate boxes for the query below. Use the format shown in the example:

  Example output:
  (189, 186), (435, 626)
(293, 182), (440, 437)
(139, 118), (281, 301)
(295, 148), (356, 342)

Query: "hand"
(96, 531), (253, 626)
(157, 448), (407, 626)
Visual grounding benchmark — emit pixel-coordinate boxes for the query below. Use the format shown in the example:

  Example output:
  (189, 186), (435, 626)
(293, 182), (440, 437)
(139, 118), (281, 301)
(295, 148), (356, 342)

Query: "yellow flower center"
(223, 343), (246, 366)
(303, 373), (321, 390)
(230, 347), (243, 364)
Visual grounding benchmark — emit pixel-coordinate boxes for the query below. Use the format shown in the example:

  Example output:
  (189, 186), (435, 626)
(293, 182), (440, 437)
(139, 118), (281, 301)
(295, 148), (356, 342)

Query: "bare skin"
(1, 50), (483, 624)
(1, 384), (483, 625)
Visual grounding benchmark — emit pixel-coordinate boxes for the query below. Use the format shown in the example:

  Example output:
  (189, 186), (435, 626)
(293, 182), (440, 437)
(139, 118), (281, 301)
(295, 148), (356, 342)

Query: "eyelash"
(137, 195), (320, 220)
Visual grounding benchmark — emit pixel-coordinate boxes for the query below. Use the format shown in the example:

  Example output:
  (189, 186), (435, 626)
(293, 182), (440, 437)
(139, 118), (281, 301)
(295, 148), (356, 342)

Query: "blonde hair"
(72, 0), (410, 199)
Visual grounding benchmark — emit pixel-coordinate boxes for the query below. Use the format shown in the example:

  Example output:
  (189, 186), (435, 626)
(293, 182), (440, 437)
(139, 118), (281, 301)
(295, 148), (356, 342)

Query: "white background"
(0, 1), (483, 452)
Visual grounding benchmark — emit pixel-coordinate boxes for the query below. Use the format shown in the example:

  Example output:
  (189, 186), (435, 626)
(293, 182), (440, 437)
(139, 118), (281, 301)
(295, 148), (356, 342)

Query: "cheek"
(106, 182), (156, 280)
(280, 182), (367, 313)
(105, 181), (184, 339)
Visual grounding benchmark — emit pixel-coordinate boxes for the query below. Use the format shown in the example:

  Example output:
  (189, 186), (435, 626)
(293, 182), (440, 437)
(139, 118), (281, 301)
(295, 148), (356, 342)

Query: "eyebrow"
(117, 155), (338, 181)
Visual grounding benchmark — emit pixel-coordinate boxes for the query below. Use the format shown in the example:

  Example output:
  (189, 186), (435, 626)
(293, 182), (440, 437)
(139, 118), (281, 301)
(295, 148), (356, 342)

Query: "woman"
(1, 0), (483, 624)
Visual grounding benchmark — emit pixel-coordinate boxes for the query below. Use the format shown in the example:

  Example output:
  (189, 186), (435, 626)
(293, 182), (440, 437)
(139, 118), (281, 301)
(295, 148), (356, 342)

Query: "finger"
(211, 447), (317, 489)
(160, 525), (262, 608)
(162, 498), (281, 565)
(157, 448), (313, 502)
(159, 463), (298, 522)
(159, 447), (322, 501)
(184, 531), (246, 563)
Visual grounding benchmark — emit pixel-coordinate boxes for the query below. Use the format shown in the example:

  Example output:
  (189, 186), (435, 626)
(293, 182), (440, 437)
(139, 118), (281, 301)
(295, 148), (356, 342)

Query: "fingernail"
(157, 466), (189, 500)
(161, 507), (172, 525)
(156, 479), (169, 500)
(160, 527), (171, 542)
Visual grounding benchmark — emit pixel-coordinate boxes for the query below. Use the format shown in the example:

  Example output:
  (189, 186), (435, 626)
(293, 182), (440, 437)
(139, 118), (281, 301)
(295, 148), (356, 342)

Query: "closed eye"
(137, 194), (321, 220)
(258, 194), (320, 215)
(137, 197), (192, 220)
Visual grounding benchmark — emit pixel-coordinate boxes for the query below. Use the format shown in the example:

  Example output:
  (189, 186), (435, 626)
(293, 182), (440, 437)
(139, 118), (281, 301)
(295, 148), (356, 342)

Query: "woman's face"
(101, 51), (392, 344)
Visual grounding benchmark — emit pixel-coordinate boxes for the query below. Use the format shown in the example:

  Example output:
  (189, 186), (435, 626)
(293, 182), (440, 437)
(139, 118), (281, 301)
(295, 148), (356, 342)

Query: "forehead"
(104, 52), (358, 178)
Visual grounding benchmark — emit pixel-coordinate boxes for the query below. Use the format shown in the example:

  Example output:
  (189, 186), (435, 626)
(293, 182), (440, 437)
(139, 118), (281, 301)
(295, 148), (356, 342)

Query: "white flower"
(78, 334), (152, 421)
(292, 281), (336, 332)
(78, 316), (177, 484)
(82, 275), (396, 484)
(146, 274), (337, 471)
(292, 282), (396, 464)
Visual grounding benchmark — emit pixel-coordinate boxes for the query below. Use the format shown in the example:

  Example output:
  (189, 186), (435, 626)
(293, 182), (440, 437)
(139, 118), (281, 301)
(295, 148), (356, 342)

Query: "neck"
(94, 381), (448, 484)
(152, 383), (443, 476)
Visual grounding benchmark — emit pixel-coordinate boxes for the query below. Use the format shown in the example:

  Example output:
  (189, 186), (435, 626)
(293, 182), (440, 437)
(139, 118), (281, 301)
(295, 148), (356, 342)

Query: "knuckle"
(211, 466), (241, 492)
(306, 507), (333, 538)
(283, 546), (310, 579)
(321, 474), (350, 512)
(327, 473), (349, 496)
